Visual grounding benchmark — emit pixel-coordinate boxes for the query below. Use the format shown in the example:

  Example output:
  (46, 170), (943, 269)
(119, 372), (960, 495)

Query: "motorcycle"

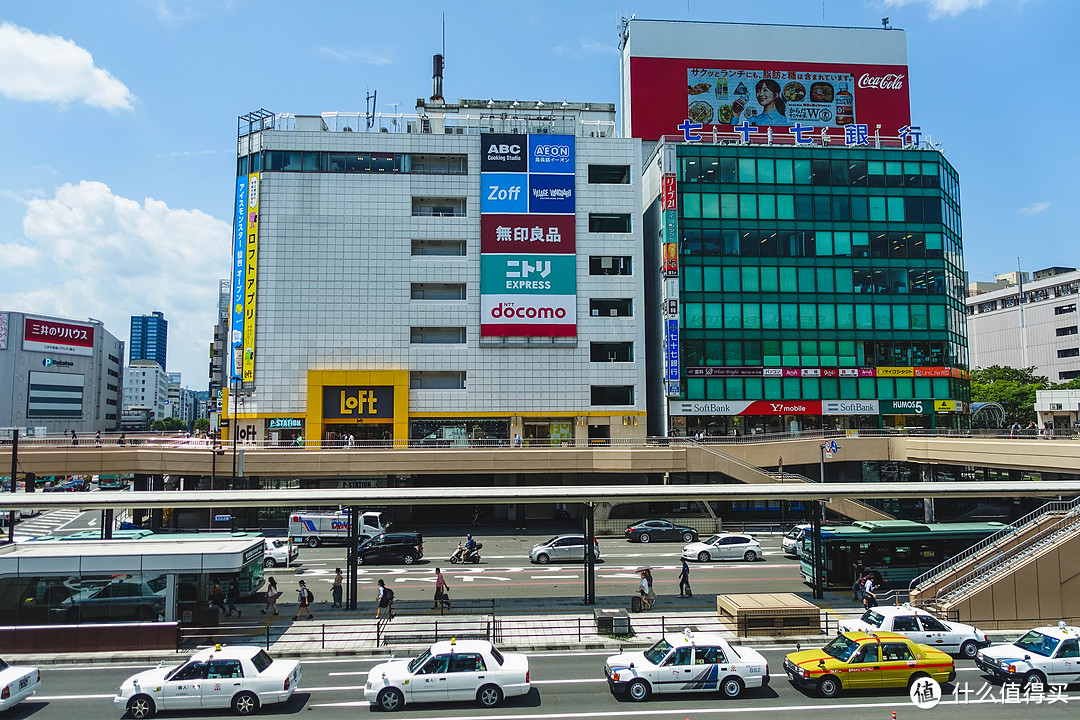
(449, 542), (483, 564)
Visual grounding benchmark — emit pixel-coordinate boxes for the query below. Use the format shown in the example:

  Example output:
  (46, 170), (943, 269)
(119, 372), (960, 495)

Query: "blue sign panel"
(481, 173), (528, 213)
(665, 318), (680, 382)
(528, 134), (575, 174)
(230, 175), (248, 380)
(528, 173), (575, 214)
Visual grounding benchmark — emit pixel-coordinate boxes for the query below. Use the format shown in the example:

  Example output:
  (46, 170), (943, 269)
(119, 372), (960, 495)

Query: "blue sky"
(0, 0), (1075, 385)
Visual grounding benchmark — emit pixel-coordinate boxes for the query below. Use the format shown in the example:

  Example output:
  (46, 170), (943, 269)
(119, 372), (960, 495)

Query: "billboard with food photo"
(621, 20), (910, 140)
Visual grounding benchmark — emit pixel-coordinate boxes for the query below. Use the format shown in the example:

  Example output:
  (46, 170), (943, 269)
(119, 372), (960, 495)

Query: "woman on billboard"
(732, 78), (787, 126)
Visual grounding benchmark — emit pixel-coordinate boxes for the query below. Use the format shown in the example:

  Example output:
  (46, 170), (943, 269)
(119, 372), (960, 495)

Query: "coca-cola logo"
(858, 73), (905, 90)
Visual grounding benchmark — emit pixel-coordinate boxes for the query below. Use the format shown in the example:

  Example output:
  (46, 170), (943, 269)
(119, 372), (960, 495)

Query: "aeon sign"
(858, 73), (905, 90)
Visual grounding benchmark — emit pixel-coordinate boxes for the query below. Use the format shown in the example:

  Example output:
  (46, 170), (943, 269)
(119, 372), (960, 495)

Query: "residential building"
(965, 267), (1080, 383)
(1034, 389), (1080, 434)
(0, 311), (123, 433)
(122, 359), (169, 421)
(129, 311), (168, 369)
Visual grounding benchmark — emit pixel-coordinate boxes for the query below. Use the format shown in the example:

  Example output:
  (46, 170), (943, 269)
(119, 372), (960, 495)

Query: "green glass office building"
(646, 142), (969, 436)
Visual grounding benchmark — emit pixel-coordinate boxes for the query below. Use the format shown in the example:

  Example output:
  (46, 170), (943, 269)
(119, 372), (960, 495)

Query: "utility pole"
(7, 429), (16, 544)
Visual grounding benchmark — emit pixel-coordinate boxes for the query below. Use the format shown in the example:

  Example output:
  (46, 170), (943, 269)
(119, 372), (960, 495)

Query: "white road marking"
(35, 694), (116, 700)
(531, 575), (578, 580)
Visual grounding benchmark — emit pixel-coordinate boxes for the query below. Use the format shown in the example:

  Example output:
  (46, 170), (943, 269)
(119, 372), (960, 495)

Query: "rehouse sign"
(480, 133), (577, 338)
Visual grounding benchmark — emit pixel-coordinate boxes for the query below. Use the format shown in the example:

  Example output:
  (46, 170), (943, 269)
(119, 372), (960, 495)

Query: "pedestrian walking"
(118, 433), (126, 446)
(678, 558), (692, 598)
(209, 582), (226, 613)
(852, 571), (865, 603)
(375, 579), (395, 619)
(433, 568), (451, 609)
(644, 568), (656, 607)
(638, 572), (653, 610)
(262, 576), (281, 614)
(71, 431), (78, 446)
(225, 581), (242, 617)
(95, 430), (102, 447)
(293, 579), (314, 619)
(331, 568), (344, 608)
(862, 575), (877, 609)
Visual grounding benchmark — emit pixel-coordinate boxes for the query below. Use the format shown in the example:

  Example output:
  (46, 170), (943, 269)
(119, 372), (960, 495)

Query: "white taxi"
(0, 658), (40, 711)
(838, 604), (990, 658)
(605, 629), (769, 701)
(115, 644), (301, 717)
(364, 639), (530, 711)
(976, 622), (1080, 688)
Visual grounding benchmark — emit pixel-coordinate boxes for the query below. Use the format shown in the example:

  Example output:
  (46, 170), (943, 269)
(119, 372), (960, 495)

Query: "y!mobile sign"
(481, 133), (577, 338)
(622, 20), (911, 140)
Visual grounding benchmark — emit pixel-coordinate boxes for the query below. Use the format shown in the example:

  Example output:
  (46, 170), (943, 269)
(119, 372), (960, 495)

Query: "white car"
(0, 659), (40, 711)
(528, 535), (600, 564)
(976, 622), (1080, 688)
(683, 534), (762, 562)
(115, 644), (301, 717)
(605, 629), (769, 700)
(838, 604), (990, 658)
(263, 538), (299, 568)
(781, 524), (810, 557)
(364, 639), (530, 711)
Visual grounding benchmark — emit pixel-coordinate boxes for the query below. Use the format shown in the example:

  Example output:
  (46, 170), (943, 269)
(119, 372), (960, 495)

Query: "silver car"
(529, 535), (601, 564)
(682, 534), (762, 562)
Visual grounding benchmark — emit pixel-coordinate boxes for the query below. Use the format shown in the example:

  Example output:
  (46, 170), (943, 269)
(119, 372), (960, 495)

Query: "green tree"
(970, 366), (1048, 426)
(151, 417), (188, 432)
(193, 418), (210, 432)
(1052, 378), (1080, 390)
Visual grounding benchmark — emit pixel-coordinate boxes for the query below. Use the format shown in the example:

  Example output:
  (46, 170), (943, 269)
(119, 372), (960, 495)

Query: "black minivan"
(356, 532), (424, 565)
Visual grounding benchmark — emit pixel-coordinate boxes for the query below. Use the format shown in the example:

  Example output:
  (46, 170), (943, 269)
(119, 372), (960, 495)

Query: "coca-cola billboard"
(622, 21), (911, 141)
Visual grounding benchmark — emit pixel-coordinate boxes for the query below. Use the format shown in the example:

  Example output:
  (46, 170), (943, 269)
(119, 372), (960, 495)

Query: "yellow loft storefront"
(223, 369), (645, 446)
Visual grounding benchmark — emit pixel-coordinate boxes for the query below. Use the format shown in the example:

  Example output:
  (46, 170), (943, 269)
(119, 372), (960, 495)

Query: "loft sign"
(322, 386), (394, 419)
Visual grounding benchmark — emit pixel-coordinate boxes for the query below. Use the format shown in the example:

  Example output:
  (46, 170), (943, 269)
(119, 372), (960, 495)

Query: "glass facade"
(672, 144), (968, 432)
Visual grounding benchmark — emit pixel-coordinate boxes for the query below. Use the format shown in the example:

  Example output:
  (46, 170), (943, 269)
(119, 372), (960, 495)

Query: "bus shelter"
(0, 536), (265, 625)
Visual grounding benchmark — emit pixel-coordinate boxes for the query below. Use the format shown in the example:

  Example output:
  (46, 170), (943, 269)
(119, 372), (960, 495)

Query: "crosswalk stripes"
(10, 508), (82, 540)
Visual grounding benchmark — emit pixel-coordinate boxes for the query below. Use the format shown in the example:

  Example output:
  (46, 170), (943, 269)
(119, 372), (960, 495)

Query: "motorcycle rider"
(452, 534), (479, 563)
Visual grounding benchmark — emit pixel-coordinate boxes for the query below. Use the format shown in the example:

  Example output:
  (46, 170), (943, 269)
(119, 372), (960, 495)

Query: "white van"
(263, 538), (299, 567)
(781, 524), (812, 557)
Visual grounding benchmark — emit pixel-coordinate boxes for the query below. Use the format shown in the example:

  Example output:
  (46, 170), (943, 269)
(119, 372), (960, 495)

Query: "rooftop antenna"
(431, 13), (445, 102)
(365, 89), (377, 129)
(881, 17), (890, 29)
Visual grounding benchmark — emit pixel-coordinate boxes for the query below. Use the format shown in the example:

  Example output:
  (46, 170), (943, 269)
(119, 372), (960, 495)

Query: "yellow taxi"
(783, 630), (954, 698)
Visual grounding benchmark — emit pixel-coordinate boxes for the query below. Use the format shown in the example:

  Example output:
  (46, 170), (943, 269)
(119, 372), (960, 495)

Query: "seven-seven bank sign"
(480, 133), (577, 337)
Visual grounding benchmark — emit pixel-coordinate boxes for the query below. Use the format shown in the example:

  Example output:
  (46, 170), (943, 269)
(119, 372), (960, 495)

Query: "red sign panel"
(743, 400), (822, 415)
(480, 214), (576, 255)
(23, 317), (95, 357)
(662, 175), (677, 210)
(630, 57), (911, 141)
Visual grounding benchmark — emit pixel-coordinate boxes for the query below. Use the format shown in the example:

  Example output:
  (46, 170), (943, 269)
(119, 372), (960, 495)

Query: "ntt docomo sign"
(480, 296), (576, 337)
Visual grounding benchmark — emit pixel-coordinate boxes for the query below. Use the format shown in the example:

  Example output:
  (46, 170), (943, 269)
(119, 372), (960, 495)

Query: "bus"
(800, 520), (1007, 591)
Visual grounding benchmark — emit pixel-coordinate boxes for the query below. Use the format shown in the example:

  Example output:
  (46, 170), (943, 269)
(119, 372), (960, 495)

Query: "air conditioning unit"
(1050, 403), (1063, 410)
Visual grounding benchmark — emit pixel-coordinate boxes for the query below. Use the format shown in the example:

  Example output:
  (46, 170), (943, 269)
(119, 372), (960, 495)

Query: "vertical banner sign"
(230, 175), (248, 381)
(480, 133), (577, 337)
(660, 144), (681, 396)
(241, 173), (260, 382)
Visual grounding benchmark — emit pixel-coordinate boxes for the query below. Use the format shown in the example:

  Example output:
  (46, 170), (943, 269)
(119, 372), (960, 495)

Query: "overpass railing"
(8, 427), (1073, 450)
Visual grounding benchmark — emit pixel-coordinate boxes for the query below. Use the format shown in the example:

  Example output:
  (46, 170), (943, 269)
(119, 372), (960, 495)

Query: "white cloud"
(0, 244), (39, 267)
(318, 46), (393, 66)
(882, 0), (991, 18)
(0, 180), (230, 383)
(553, 39), (620, 57)
(1018, 201), (1051, 216)
(0, 22), (135, 110)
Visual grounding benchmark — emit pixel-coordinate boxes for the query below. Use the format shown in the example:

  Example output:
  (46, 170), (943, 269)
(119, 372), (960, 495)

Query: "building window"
(410, 327), (467, 344)
(1061, 370), (1080, 381)
(1055, 303), (1076, 315)
(589, 256), (632, 275)
(411, 283), (466, 300)
(412, 239), (466, 256)
(591, 385), (634, 405)
(590, 342), (633, 362)
(412, 197), (466, 217)
(409, 154), (468, 175)
(1056, 326), (1078, 337)
(588, 165), (630, 184)
(589, 298), (632, 317)
(1058, 348), (1080, 358)
(409, 371), (466, 389)
(588, 214), (631, 233)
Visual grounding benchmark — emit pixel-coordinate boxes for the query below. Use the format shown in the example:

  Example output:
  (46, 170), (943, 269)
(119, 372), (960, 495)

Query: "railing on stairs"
(909, 496), (1080, 595)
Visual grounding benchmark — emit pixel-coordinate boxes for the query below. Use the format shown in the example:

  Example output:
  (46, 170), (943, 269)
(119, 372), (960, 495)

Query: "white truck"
(288, 510), (388, 547)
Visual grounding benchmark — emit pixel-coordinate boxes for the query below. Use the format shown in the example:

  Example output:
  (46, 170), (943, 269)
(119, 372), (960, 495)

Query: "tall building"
(966, 267), (1080, 383)
(0, 311), (124, 433)
(122, 359), (169, 422)
(622, 20), (970, 433)
(129, 311), (168, 369)
(209, 279), (229, 413)
(228, 98), (645, 448)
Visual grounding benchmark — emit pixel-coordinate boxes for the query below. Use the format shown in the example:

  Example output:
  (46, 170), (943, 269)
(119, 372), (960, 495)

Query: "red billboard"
(630, 57), (910, 141)
(22, 317), (95, 357)
(480, 214), (576, 255)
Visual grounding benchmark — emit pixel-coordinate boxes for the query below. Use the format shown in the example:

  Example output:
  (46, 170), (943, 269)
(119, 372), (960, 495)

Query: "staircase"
(911, 497), (1080, 611)
(691, 442), (893, 522)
